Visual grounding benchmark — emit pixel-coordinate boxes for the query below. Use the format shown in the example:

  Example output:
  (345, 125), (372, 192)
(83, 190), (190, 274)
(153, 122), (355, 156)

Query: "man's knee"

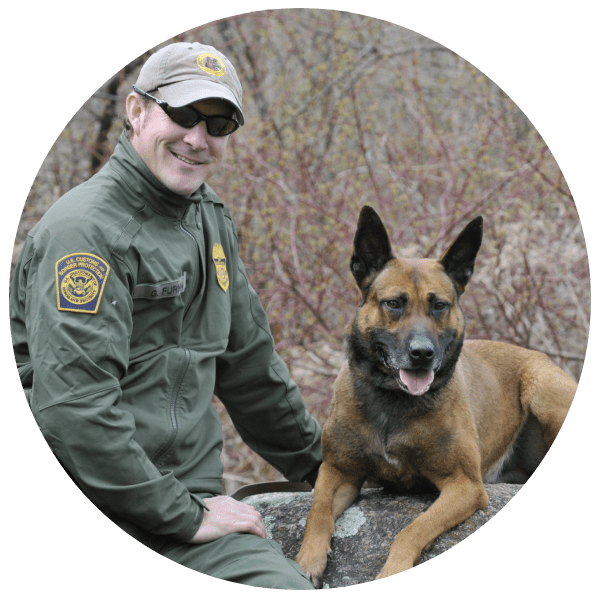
(159, 533), (314, 590)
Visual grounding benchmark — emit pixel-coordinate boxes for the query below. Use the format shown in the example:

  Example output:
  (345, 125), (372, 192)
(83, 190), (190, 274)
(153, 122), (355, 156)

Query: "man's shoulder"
(27, 179), (140, 269)
(33, 170), (137, 238)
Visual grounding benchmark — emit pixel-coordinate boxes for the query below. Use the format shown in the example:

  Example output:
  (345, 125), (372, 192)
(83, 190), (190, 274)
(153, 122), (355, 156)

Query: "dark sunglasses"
(132, 85), (240, 137)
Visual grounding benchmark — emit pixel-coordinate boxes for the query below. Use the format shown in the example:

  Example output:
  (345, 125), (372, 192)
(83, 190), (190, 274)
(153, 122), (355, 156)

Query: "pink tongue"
(398, 369), (434, 396)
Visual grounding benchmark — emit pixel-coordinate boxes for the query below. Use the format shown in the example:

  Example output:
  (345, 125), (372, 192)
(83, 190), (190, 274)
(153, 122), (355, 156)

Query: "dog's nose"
(409, 338), (435, 363)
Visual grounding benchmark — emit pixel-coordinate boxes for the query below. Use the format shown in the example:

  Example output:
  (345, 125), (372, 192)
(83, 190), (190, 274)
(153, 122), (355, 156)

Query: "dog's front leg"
(295, 463), (363, 588)
(376, 476), (488, 579)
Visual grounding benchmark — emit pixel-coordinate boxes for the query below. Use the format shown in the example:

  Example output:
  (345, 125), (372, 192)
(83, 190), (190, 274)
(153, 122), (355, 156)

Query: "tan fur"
(295, 209), (575, 586)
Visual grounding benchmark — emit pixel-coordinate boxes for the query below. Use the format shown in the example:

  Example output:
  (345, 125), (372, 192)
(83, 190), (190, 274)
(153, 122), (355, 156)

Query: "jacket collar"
(107, 132), (211, 218)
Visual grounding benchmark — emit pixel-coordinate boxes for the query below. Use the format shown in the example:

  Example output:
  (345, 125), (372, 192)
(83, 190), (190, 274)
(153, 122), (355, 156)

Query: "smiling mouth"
(171, 151), (202, 166)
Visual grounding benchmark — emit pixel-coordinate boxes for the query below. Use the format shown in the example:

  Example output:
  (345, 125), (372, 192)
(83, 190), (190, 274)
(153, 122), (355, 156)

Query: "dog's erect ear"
(350, 206), (394, 288)
(439, 216), (483, 294)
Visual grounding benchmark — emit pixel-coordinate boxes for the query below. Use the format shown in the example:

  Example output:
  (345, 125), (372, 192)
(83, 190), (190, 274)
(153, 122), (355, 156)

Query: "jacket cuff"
(171, 495), (207, 543)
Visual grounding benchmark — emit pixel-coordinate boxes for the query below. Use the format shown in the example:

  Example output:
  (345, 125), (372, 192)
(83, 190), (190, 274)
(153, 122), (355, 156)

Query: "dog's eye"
(383, 299), (403, 311)
(433, 301), (449, 312)
(381, 295), (407, 314)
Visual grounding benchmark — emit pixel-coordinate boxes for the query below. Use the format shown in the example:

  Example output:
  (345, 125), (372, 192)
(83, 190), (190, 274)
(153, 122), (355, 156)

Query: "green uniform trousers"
(150, 532), (313, 589)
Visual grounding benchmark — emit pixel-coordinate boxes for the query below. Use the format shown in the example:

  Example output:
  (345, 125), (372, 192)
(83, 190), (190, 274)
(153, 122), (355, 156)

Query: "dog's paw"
(295, 550), (328, 589)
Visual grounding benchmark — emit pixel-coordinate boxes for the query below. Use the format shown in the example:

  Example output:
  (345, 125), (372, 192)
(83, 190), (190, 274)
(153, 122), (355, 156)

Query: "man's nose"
(183, 119), (210, 148)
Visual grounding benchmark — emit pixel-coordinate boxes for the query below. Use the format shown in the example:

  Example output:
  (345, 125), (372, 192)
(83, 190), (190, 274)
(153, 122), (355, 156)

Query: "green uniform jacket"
(10, 133), (322, 544)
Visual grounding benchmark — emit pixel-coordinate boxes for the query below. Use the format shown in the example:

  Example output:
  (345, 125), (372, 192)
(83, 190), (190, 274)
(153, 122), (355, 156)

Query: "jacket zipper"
(152, 209), (198, 463)
(152, 347), (191, 465)
(180, 218), (201, 318)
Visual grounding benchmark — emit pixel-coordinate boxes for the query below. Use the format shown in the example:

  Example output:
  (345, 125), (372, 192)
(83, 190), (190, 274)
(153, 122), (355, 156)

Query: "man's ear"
(125, 93), (145, 138)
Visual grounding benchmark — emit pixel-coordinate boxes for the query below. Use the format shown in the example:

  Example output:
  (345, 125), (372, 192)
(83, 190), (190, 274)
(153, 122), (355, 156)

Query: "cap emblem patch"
(212, 243), (229, 292)
(197, 53), (226, 77)
(56, 253), (110, 314)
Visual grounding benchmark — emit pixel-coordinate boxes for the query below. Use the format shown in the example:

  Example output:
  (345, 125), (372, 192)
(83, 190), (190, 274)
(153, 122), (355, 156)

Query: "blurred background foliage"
(15, 9), (589, 489)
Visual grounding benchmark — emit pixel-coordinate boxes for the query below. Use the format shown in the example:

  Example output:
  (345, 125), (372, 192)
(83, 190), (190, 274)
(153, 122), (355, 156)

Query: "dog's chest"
(368, 431), (419, 483)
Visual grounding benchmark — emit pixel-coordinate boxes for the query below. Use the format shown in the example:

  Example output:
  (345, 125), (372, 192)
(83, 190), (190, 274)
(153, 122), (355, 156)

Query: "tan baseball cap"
(135, 42), (244, 125)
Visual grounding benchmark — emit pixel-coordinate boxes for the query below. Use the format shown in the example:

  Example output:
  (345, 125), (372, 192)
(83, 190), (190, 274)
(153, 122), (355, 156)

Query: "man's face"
(128, 95), (232, 197)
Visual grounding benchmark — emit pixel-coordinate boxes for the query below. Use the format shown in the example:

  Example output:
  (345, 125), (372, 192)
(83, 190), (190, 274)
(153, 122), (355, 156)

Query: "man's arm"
(12, 230), (206, 543)
(214, 250), (322, 482)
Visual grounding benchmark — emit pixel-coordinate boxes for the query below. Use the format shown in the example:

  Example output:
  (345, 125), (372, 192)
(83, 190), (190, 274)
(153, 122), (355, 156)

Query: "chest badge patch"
(56, 253), (110, 314)
(212, 243), (229, 292)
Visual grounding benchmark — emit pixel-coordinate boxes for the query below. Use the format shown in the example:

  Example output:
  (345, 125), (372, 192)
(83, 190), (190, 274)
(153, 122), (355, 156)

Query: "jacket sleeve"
(214, 246), (322, 482)
(13, 227), (205, 543)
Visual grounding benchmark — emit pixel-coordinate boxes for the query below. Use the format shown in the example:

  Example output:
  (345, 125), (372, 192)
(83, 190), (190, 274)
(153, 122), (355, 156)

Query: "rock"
(242, 484), (523, 588)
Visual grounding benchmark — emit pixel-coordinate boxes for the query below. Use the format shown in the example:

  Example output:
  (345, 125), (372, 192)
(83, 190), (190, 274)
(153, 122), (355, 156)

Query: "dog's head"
(349, 206), (483, 396)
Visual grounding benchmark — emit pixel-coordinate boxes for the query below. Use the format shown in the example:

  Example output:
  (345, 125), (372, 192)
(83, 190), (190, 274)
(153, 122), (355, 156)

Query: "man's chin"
(161, 174), (206, 197)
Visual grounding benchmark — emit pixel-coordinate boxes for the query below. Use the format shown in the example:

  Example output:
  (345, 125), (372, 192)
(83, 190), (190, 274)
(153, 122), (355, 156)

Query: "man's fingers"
(235, 514), (267, 538)
(228, 501), (267, 538)
(205, 496), (263, 522)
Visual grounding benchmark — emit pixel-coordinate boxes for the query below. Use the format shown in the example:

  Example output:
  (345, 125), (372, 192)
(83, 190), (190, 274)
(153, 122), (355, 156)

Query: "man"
(10, 42), (321, 589)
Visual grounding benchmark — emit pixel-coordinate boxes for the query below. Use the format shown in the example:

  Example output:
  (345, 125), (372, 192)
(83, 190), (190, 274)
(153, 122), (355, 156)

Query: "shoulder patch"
(56, 253), (111, 314)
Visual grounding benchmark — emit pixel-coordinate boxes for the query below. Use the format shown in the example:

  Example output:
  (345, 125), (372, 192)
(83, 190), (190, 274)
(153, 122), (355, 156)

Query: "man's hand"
(187, 495), (267, 544)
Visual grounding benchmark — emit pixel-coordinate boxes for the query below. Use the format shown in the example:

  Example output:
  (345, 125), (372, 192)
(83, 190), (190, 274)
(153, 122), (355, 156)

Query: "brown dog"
(295, 206), (576, 586)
